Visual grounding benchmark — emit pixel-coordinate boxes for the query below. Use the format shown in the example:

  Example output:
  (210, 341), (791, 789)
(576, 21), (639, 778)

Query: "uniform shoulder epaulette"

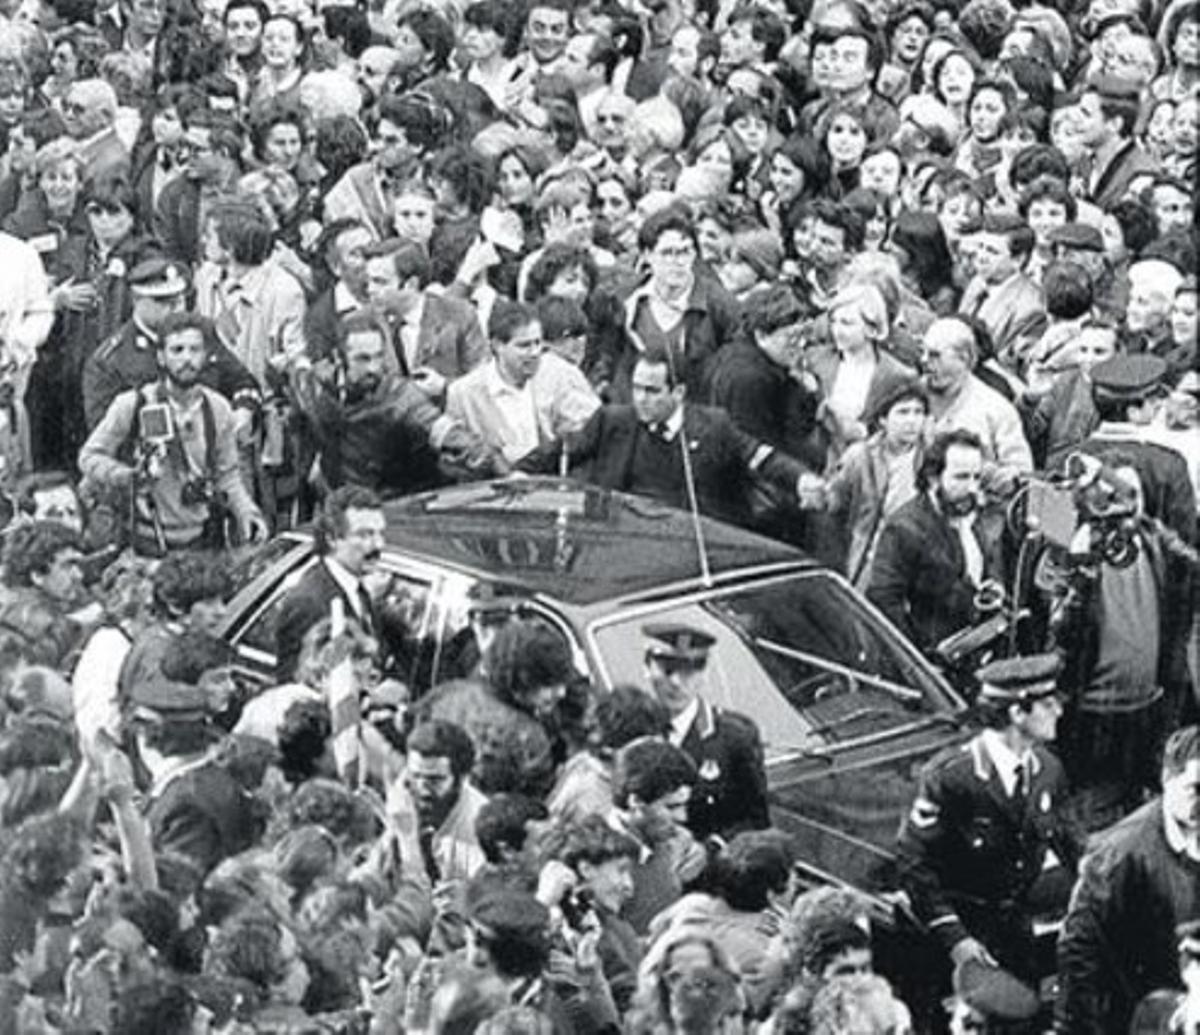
(93, 331), (126, 361)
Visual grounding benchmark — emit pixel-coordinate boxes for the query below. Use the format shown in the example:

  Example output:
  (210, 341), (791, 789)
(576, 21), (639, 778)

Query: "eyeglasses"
(86, 202), (125, 216)
(653, 245), (695, 262)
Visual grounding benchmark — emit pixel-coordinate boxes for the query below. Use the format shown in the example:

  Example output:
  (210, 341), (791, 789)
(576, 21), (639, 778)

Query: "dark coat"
(679, 698), (770, 842)
(145, 759), (261, 875)
(1056, 799), (1200, 1035)
(274, 559), (377, 682)
(1088, 139), (1160, 211)
(612, 275), (741, 402)
(866, 493), (1006, 653)
(520, 403), (805, 530)
(152, 175), (204, 266)
(1079, 431), (1197, 544)
(82, 318), (260, 430)
(706, 339), (826, 471)
(897, 733), (1082, 981)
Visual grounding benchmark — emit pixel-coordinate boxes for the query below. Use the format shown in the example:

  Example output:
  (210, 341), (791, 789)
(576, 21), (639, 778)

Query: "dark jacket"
(1080, 429), (1197, 544)
(897, 733), (1082, 980)
(706, 339), (826, 471)
(866, 493), (1006, 653)
(679, 698), (770, 842)
(289, 367), (497, 495)
(1024, 370), (1100, 472)
(152, 175), (204, 266)
(145, 758), (261, 875)
(520, 403), (805, 530)
(82, 319), (260, 430)
(274, 559), (378, 683)
(612, 275), (741, 402)
(1088, 139), (1160, 211)
(1056, 799), (1200, 1035)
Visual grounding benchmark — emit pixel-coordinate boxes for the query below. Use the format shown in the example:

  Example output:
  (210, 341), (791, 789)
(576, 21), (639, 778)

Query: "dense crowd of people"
(0, 0), (1193, 1025)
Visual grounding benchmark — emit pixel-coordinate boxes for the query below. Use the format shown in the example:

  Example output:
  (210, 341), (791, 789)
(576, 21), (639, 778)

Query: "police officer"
(896, 653), (1083, 986)
(80, 258), (259, 431)
(642, 623), (770, 842)
(1081, 353), (1196, 544)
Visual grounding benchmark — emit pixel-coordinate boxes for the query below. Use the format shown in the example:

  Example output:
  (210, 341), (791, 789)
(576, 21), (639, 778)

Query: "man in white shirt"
(0, 230), (53, 479)
(921, 316), (1033, 497)
(446, 299), (600, 466)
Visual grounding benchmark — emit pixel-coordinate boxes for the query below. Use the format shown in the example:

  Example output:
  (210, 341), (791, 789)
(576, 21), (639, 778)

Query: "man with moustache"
(274, 484), (387, 682)
(79, 312), (266, 556)
(867, 429), (1006, 656)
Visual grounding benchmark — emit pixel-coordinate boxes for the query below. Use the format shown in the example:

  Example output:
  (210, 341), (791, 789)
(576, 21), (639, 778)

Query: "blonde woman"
(806, 281), (914, 456)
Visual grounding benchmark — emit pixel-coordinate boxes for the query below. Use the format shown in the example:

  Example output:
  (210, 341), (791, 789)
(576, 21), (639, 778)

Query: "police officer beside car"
(896, 653), (1085, 998)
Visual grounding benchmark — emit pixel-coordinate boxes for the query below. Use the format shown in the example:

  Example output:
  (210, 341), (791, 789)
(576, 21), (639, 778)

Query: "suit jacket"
(322, 162), (393, 241)
(394, 293), (488, 380)
(146, 759), (261, 875)
(897, 733), (1081, 979)
(959, 271), (1048, 367)
(519, 403), (805, 529)
(1088, 139), (1159, 211)
(679, 698), (770, 841)
(152, 175), (203, 266)
(274, 559), (377, 682)
(446, 354), (600, 462)
(866, 492), (1005, 653)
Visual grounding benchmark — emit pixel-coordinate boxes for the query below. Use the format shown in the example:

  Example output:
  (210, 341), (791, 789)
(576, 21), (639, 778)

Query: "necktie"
(969, 286), (990, 318)
(1014, 760), (1030, 804)
(355, 583), (375, 633)
(418, 826), (440, 884)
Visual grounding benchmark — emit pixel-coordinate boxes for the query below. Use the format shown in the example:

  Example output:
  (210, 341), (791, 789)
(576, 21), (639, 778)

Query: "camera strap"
(144, 383), (219, 484)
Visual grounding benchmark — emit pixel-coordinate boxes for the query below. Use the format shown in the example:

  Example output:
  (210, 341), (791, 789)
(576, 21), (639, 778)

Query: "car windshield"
(590, 571), (953, 757)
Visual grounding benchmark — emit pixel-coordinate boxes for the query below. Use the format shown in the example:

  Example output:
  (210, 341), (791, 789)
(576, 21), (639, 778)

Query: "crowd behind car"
(0, 0), (1193, 1025)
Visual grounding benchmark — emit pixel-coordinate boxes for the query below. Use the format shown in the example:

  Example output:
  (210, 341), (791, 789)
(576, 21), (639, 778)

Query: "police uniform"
(644, 624), (771, 842)
(896, 654), (1083, 983)
(1081, 354), (1197, 544)
(81, 260), (259, 432)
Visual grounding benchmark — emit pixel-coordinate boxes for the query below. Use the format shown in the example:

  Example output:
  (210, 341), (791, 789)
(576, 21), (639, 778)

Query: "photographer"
(1049, 453), (1194, 832)
(79, 313), (267, 555)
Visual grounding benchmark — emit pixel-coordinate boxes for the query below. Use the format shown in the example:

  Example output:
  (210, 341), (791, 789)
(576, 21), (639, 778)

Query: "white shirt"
(980, 729), (1033, 798)
(669, 698), (700, 746)
(398, 295), (426, 373)
(323, 557), (370, 624)
(485, 360), (541, 463)
(951, 512), (985, 587)
(71, 625), (131, 745)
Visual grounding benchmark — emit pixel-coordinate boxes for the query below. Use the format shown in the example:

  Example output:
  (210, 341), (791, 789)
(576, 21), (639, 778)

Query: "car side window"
(236, 555), (318, 657)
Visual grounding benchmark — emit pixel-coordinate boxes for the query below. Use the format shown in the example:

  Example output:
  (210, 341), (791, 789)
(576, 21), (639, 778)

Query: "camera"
(180, 478), (214, 508)
(138, 402), (174, 446)
(1025, 453), (1140, 567)
(560, 886), (596, 931)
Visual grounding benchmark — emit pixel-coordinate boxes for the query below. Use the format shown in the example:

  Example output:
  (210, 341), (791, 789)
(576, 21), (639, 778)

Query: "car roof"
(375, 478), (814, 606)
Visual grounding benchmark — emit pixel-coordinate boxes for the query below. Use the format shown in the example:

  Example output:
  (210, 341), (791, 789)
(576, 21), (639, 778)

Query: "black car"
(223, 478), (973, 909)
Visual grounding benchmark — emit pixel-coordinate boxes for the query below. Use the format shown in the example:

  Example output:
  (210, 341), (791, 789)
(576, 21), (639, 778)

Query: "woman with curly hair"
(42, 25), (107, 112)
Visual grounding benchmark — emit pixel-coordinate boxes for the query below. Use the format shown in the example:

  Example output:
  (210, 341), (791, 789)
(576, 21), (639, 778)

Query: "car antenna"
(664, 346), (712, 587)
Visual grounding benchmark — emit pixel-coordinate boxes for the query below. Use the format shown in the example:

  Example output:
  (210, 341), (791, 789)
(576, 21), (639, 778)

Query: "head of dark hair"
(536, 295), (588, 341)
(475, 793), (550, 864)
(1043, 261), (1094, 320)
(429, 145), (495, 215)
(807, 198), (867, 253)
(523, 243), (599, 303)
(593, 686), (670, 752)
(211, 199), (274, 265)
(890, 209), (954, 297)
(314, 115), (369, 185)
(613, 738), (697, 808)
(1008, 142), (1070, 192)
(277, 699), (332, 785)
(399, 8), (455, 70)
(716, 830), (794, 911)
(1105, 196), (1159, 257)
(314, 485), (383, 553)
(638, 205), (697, 253)
(364, 236), (432, 287)
(159, 631), (235, 687)
(3, 521), (82, 587)
(150, 551), (232, 615)
(487, 299), (540, 344)
(322, 5), (371, 58)
(484, 621), (573, 710)
(981, 211), (1035, 262)
(407, 719), (476, 778)
(916, 427), (985, 491)
(1018, 174), (1077, 220)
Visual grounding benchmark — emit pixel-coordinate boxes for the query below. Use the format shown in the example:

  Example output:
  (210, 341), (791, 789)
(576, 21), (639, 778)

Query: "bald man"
(64, 79), (130, 184)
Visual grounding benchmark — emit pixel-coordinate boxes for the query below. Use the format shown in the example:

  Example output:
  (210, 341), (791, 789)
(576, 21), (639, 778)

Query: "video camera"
(1024, 452), (1141, 568)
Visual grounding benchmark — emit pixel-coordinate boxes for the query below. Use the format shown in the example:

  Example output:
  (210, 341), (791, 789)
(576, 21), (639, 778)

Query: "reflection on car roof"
(379, 478), (811, 607)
